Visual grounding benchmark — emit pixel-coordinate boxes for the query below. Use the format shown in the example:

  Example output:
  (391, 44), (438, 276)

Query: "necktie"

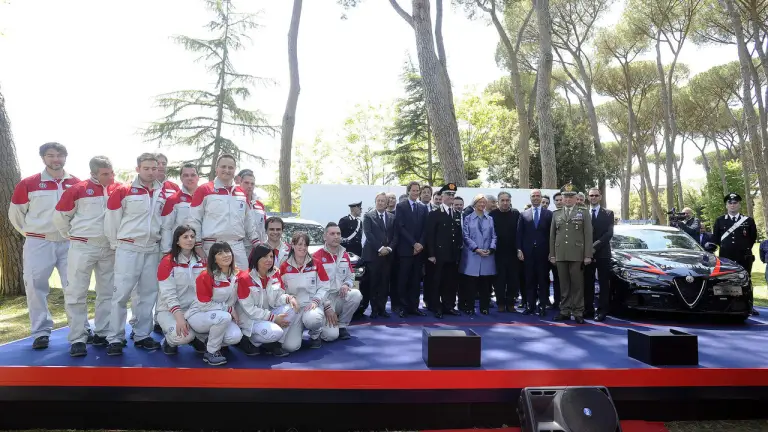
(412, 202), (415, 212)
(593, 209), (597, 220)
(534, 207), (539, 228)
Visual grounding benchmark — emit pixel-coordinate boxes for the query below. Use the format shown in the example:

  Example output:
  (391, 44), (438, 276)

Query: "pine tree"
(143, 0), (276, 179)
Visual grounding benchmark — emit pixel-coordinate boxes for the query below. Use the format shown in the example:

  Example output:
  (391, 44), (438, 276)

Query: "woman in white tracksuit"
(156, 224), (207, 355)
(234, 243), (299, 357)
(185, 241), (243, 366)
(278, 232), (330, 351)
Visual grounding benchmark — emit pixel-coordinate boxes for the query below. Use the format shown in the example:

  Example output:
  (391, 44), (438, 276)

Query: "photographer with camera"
(669, 207), (700, 239)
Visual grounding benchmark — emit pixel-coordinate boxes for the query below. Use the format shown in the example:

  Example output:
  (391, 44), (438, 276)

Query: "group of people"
(339, 182), (616, 323)
(10, 143), (361, 365)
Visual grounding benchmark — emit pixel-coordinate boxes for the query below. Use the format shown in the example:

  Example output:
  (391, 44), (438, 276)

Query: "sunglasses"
(588, 194), (600, 197)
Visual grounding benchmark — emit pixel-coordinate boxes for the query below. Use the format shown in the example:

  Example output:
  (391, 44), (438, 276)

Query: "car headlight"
(620, 269), (660, 280)
(714, 271), (748, 283)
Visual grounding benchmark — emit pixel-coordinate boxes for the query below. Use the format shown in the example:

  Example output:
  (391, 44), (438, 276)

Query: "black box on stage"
(627, 328), (698, 366)
(518, 386), (622, 432)
(421, 328), (481, 368)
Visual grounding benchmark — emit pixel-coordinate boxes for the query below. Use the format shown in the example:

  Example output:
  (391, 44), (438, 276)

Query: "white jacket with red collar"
(161, 179), (181, 197)
(250, 199), (267, 243)
(268, 240), (292, 268)
(157, 252), (206, 314)
(234, 269), (292, 337)
(279, 254), (330, 307)
(53, 178), (119, 248)
(188, 178), (259, 247)
(185, 270), (239, 319)
(160, 186), (195, 253)
(312, 245), (355, 295)
(104, 177), (166, 251)
(9, 170), (80, 242)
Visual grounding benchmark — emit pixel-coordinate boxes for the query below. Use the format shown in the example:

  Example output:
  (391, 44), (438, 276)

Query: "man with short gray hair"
(490, 191), (521, 312)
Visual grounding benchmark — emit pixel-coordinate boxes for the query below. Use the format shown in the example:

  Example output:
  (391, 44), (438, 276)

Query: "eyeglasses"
(588, 194), (600, 197)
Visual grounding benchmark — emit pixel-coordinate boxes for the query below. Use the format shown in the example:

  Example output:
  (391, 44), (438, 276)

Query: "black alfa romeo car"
(609, 225), (752, 321)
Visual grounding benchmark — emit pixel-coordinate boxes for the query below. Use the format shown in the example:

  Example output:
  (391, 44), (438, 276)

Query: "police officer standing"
(710, 193), (759, 316)
(339, 202), (363, 257)
(426, 183), (463, 318)
(549, 184), (593, 324)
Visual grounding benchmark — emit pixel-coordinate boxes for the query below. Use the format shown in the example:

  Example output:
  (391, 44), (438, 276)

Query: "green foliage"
(343, 104), (393, 185)
(142, 0), (276, 179)
(703, 160), (747, 225)
(380, 60), (443, 185)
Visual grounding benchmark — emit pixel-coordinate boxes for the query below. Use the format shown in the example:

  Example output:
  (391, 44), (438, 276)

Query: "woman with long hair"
(185, 242), (243, 366)
(156, 225), (207, 355)
(234, 243), (299, 357)
(278, 232), (330, 351)
(459, 194), (497, 315)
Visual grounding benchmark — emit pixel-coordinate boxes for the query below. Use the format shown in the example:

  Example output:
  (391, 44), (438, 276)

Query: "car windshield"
(282, 222), (325, 246)
(611, 228), (703, 251)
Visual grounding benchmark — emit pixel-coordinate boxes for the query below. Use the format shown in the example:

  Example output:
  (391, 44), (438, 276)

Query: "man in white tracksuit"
(104, 153), (166, 355)
(8, 142), (87, 350)
(160, 163), (200, 254)
(235, 169), (266, 258)
(313, 222), (362, 342)
(188, 154), (260, 270)
(53, 156), (119, 357)
(265, 217), (291, 268)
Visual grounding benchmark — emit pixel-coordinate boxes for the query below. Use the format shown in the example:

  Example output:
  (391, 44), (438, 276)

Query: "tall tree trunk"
(724, 0), (768, 227)
(583, 92), (606, 205)
(655, 33), (676, 213)
(636, 147), (663, 223)
(696, 138), (710, 173)
(405, 0), (467, 185)
(210, 0), (232, 180)
(640, 175), (648, 220)
(279, 0), (303, 213)
(0, 87), (24, 296)
(534, 0), (557, 188)
(739, 143), (754, 217)
(487, 2), (533, 188)
(712, 138), (728, 193)
(622, 99), (635, 220)
(427, 114), (434, 184)
(674, 143), (684, 209)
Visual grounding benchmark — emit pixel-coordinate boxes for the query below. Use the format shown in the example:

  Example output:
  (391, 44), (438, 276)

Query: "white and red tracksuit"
(156, 252), (205, 347)
(269, 241), (292, 269)
(53, 178), (119, 344)
(9, 170), (81, 340)
(185, 270), (242, 354)
(160, 186), (195, 253)
(104, 178), (166, 345)
(244, 198), (267, 259)
(313, 245), (362, 341)
(279, 255), (330, 351)
(161, 179), (181, 197)
(188, 178), (259, 270)
(234, 269), (296, 348)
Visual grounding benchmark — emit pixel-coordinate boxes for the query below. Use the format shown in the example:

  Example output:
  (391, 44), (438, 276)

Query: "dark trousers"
(584, 258), (611, 314)
(398, 254), (425, 312)
(463, 275), (493, 311)
(525, 250), (550, 310)
(431, 261), (459, 312)
(390, 256), (401, 311)
(551, 264), (561, 307)
(723, 252), (755, 306)
(495, 254), (519, 307)
(368, 256), (392, 313)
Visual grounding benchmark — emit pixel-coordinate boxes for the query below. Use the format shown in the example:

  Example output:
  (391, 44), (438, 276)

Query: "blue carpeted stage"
(0, 304), (767, 429)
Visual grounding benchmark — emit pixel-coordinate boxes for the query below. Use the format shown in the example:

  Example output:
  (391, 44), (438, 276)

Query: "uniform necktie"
(593, 209), (597, 220)
(534, 207), (539, 228)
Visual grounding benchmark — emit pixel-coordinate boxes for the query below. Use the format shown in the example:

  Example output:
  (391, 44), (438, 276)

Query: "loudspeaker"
(518, 386), (622, 432)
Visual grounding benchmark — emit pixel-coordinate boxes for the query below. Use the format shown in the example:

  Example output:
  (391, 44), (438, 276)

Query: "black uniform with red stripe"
(712, 214), (758, 273)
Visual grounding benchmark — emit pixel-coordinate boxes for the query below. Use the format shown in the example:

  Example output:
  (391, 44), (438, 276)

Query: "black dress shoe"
(522, 309), (533, 316)
(409, 309), (427, 317)
(446, 309), (461, 316)
(552, 314), (570, 321)
(537, 309), (547, 318)
(574, 316), (585, 324)
(594, 313), (606, 322)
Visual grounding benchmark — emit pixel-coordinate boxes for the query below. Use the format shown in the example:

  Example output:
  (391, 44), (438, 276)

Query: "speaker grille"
(560, 388), (618, 432)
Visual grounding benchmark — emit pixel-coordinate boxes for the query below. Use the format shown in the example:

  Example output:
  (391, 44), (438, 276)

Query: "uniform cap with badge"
(348, 201), (362, 208)
(724, 193), (742, 204)
(438, 183), (457, 196)
(560, 182), (578, 197)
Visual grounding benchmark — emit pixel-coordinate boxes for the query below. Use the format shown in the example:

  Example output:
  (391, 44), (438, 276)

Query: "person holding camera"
(709, 193), (759, 316)
(675, 207), (700, 239)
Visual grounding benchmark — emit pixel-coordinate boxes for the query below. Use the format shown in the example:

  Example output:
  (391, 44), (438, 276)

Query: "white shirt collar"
(591, 205), (601, 212)
(442, 203), (452, 213)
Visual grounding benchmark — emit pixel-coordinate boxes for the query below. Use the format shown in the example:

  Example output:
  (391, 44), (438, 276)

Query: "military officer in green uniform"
(549, 183), (593, 324)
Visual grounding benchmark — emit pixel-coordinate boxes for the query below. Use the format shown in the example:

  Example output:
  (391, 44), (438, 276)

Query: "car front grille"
(673, 277), (707, 308)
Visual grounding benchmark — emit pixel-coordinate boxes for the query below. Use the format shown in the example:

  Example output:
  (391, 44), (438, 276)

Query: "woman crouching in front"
(235, 244), (300, 357)
(278, 231), (330, 351)
(185, 241), (243, 366)
(157, 225), (208, 355)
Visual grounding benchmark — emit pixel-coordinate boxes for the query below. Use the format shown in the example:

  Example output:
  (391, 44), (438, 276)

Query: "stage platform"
(1, 306), (767, 429)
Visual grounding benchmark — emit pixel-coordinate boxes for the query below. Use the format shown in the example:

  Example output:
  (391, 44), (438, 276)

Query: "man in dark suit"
(489, 191), (521, 312)
(395, 181), (429, 317)
(362, 192), (399, 318)
(698, 224), (716, 252)
(516, 189), (553, 316)
(426, 183), (463, 318)
(583, 188), (614, 322)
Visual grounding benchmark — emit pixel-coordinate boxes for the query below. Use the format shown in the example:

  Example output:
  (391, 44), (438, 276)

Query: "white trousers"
(203, 240), (248, 271)
(23, 237), (90, 339)
(107, 247), (160, 344)
(322, 290), (362, 342)
(156, 310), (196, 347)
(187, 310), (242, 354)
(64, 242), (114, 344)
(280, 307), (324, 352)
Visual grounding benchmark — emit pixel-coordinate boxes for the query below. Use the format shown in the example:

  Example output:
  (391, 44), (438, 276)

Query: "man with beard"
(9, 142), (83, 350)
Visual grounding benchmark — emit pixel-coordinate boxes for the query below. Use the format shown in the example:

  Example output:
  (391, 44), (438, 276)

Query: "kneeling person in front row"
(279, 232), (330, 350)
(185, 242), (243, 366)
(235, 244), (300, 357)
(157, 225), (207, 355)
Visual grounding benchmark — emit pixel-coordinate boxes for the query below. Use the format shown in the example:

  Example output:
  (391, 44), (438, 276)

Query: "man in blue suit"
(395, 181), (429, 317)
(698, 224), (717, 252)
(516, 189), (553, 316)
